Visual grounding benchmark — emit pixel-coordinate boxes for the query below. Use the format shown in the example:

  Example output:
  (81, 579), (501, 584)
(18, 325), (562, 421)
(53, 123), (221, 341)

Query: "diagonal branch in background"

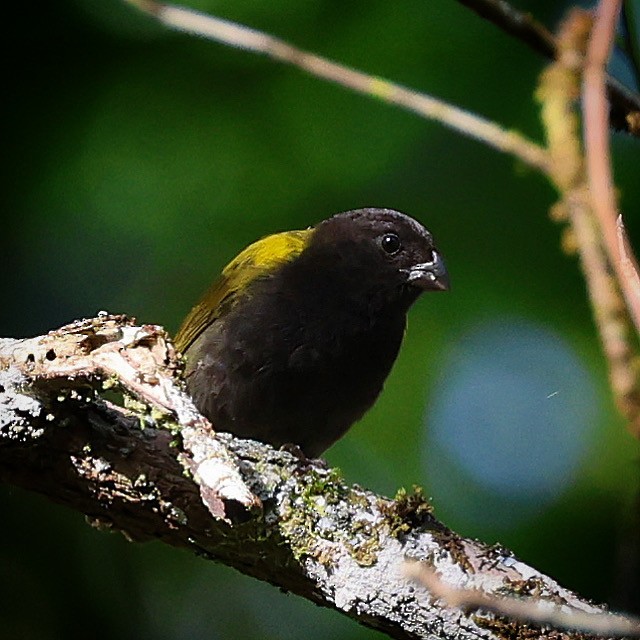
(455, 0), (557, 59)
(0, 314), (635, 640)
(455, 0), (640, 136)
(122, 0), (550, 172)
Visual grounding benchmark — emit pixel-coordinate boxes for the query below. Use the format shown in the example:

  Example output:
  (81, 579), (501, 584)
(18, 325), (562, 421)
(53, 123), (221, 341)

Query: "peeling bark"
(0, 315), (618, 639)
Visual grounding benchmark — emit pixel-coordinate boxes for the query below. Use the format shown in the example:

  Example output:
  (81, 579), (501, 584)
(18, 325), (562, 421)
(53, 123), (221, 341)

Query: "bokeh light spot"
(424, 318), (600, 523)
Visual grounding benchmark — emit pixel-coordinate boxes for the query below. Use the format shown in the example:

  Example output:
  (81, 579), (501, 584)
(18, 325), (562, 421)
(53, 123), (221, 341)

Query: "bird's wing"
(174, 228), (312, 353)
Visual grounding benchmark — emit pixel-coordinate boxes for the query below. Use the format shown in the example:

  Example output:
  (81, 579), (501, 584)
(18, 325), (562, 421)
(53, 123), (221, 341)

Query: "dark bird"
(175, 208), (449, 457)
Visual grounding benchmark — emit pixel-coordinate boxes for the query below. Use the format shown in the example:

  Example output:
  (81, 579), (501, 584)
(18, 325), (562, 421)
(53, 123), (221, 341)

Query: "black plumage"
(176, 208), (448, 456)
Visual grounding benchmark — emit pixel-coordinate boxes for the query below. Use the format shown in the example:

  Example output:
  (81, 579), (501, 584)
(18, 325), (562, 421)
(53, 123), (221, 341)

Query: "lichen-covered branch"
(0, 315), (625, 639)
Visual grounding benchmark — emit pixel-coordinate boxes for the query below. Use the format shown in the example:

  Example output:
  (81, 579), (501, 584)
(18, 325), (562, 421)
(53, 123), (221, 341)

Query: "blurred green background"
(2, 1), (640, 638)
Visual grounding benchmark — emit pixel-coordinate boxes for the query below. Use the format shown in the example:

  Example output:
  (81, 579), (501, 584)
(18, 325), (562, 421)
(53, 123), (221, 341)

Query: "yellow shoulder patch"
(175, 228), (312, 353)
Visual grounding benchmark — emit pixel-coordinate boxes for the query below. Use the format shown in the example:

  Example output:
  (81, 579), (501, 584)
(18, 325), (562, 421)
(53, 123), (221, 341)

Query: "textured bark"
(0, 315), (617, 639)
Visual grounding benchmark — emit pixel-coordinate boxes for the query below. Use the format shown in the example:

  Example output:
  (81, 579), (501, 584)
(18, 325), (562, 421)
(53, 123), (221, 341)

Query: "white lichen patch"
(195, 458), (256, 505)
(0, 367), (44, 439)
(119, 325), (147, 347)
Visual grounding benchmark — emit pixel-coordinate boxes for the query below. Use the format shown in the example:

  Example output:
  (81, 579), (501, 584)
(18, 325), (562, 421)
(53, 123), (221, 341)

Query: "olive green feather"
(175, 228), (313, 353)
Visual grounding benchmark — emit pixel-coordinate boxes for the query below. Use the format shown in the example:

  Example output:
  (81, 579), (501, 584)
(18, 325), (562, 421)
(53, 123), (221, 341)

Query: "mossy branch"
(1, 314), (637, 639)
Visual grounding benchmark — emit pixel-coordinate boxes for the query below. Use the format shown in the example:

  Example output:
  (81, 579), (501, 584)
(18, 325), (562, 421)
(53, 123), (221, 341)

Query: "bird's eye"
(380, 233), (401, 255)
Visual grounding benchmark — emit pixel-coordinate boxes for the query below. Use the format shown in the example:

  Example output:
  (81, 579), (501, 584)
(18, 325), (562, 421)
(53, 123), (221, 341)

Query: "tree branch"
(454, 0), (640, 136)
(0, 315), (633, 639)
(122, 0), (550, 172)
(583, 0), (640, 338)
(535, 7), (640, 437)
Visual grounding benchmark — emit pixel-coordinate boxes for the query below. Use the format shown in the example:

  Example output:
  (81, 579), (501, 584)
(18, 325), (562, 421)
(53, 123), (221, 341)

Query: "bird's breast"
(184, 271), (409, 456)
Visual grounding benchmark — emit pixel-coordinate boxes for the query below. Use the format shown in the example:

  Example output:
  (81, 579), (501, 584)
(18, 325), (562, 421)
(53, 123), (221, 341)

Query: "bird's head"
(307, 208), (449, 308)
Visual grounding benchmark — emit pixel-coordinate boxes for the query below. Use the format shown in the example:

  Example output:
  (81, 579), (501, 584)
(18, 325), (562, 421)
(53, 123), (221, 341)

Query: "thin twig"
(405, 561), (640, 637)
(583, 1), (640, 342)
(122, 0), (550, 173)
(455, 0), (556, 59)
(454, 0), (640, 134)
(538, 9), (640, 435)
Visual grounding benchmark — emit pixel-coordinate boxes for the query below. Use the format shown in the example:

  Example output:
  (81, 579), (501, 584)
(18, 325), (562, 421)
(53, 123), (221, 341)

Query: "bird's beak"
(405, 250), (450, 291)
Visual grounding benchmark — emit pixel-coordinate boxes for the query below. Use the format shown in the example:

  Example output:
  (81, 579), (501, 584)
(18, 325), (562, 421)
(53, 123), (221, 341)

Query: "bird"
(175, 208), (449, 457)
